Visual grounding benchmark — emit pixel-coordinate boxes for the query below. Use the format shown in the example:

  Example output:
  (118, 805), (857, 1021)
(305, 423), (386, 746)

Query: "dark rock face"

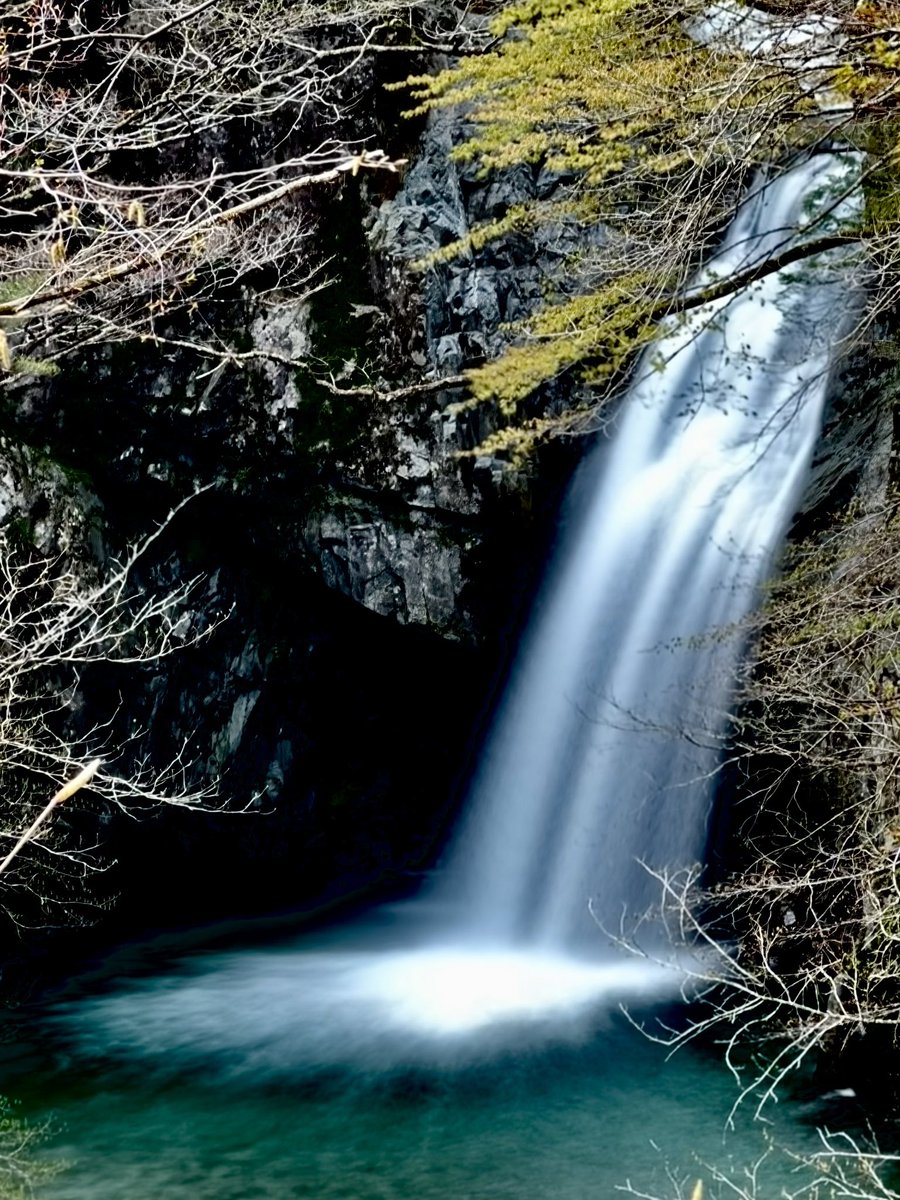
(0, 79), (585, 931)
(370, 108), (604, 383)
(102, 567), (489, 927)
(297, 105), (594, 639)
(795, 334), (897, 532)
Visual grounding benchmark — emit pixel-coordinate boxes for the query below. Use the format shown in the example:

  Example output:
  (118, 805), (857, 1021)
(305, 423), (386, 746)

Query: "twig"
(0, 760), (101, 879)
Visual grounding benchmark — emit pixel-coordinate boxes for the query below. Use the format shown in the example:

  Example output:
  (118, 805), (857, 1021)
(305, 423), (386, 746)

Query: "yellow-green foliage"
(403, 0), (739, 183)
(454, 403), (595, 465)
(11, 357), (60, 378)
(835, 5), (900, 232)
(397, 0), (806, 426)
(460, 275), (660, 412)
(412, 203), (540, 269)
(0, 273), (47, 308)
(398, 0), (900, 444)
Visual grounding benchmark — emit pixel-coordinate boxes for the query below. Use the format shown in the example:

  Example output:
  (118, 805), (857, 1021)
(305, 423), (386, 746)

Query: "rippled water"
(0, 911), (855, 1200)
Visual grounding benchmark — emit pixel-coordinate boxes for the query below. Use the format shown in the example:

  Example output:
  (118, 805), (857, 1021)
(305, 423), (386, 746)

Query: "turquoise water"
(0, 912), (855, 1200)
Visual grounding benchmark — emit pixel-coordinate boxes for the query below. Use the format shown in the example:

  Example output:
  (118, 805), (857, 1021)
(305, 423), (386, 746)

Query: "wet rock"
(305, 506), (467, 636)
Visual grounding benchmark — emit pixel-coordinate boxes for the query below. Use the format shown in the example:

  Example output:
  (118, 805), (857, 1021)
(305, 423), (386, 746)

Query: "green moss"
(0, 273), (48, 307)
(10, 357), (60, 378)
(57, 461), (95, 489)
(5, 516), (34, 550)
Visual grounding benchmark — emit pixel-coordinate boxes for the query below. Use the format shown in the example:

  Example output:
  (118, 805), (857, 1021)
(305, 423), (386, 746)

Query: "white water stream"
(436, 153), (861, 953)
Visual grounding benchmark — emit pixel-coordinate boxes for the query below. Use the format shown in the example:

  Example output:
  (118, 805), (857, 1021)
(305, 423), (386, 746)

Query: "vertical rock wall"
(0, 78), (590, 930)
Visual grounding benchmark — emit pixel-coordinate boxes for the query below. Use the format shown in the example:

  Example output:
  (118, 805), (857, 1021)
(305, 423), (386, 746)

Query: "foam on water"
(59, 927), (683, 1075)
(327, 947), (671, 1034)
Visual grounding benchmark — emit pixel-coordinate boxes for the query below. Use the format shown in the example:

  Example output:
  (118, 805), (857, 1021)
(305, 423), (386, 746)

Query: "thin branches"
(0, 0), (491, 379)
(0, 758), (99, 880)
(0, 493), (233, 932)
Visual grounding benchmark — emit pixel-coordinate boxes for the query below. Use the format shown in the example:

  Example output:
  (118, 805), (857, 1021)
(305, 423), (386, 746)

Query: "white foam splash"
(58, 939), (680, 1074)
(346, 947), (671, 1035)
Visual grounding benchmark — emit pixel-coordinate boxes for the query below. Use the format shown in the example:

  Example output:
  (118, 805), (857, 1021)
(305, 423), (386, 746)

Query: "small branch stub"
(0, 759), (102, 880)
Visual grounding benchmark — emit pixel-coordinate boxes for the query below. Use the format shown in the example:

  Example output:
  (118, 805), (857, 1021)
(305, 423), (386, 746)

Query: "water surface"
(0, 912), (851, 1200)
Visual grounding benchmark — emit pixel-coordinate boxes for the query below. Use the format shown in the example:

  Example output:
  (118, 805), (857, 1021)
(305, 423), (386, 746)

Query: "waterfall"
(434, 152), (860, 952)
(57, 154), (862, 1066)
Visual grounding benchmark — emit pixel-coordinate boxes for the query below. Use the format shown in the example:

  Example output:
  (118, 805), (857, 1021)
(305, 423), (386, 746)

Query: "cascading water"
(437, 152), (860, 953)
(47, 152), (860, 1068)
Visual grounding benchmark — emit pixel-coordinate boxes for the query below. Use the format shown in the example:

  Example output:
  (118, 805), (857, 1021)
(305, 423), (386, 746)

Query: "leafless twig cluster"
(617, 1129), (900, 1200)
(0, 491), (231, 932)
(0, 0), (490, 380)
(616, 500), (900, 1120)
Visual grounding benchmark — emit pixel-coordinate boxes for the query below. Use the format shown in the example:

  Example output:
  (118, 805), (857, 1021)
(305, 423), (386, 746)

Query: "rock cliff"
(0, 63), (588, 928)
